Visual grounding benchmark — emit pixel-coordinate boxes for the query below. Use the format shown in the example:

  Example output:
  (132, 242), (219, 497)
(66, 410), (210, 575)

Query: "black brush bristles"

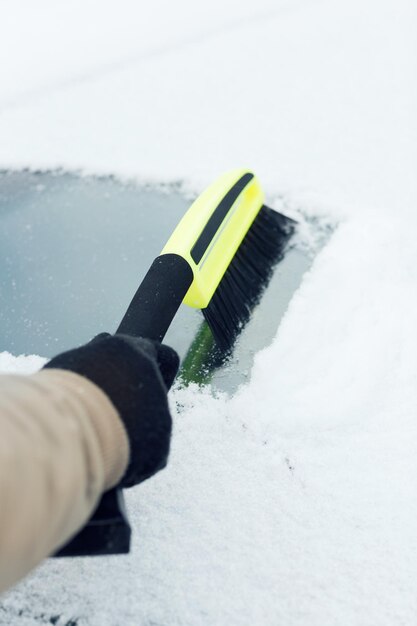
(203, 206), (295, 351)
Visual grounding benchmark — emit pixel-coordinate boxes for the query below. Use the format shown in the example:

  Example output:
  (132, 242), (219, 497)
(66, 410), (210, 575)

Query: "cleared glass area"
(0, 171), (312, 393)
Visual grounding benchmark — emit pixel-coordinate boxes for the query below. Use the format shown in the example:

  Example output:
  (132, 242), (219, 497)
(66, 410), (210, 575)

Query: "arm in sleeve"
(0, 369), (129, 593)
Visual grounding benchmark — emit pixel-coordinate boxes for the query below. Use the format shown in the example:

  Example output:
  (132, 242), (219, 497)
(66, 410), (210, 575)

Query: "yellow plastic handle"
(161, 168), (264, 308)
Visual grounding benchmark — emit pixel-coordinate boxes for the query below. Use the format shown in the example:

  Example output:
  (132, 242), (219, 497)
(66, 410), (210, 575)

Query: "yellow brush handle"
(161, 168), (264, 309)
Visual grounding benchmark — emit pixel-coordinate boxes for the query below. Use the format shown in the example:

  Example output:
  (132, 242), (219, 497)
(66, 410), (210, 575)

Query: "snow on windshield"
(0, 0), (416, 624)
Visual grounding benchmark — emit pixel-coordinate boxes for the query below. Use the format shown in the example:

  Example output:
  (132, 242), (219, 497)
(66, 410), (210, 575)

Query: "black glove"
(44, 333), (179, 488)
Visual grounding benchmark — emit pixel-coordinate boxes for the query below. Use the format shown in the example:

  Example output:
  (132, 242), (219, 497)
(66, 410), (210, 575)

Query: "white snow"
(1, 0), (417, 624)
(0, 352), (46, 375)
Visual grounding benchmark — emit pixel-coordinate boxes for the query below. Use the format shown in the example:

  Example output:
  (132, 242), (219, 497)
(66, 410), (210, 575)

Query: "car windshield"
(0, 170), (311, 393)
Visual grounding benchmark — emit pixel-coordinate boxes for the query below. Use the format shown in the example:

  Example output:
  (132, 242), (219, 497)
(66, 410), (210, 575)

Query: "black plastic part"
(117, 254), (194, 340)
(54, 254), (193, 558)
(54, 488), (130, 557)
(191, 173), (254, 264)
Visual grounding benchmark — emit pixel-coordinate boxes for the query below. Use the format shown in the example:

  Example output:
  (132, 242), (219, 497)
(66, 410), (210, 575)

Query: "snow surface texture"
(0, 0), (417, 624)
(0, 353), (46, 375)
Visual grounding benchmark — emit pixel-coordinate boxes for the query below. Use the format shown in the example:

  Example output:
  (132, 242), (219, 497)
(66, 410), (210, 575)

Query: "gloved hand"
(43, 333), (179, 488)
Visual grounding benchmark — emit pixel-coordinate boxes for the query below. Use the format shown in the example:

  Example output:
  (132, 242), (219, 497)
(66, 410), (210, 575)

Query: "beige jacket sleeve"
(0, 369), (130, 594)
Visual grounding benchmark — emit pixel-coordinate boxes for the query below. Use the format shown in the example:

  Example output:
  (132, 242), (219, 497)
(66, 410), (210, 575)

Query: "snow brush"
(55, 168), (295, 557)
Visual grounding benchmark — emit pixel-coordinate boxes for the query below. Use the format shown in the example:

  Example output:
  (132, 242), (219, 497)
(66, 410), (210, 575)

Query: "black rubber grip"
(117, 253), (194, 341)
